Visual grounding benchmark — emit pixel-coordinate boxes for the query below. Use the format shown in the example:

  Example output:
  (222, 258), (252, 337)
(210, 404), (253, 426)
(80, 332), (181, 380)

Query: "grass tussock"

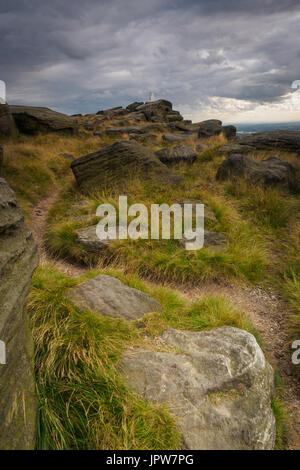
(44, 145), (269, 284)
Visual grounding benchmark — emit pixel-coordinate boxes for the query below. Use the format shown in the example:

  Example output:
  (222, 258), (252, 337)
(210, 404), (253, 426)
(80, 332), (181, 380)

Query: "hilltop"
(0, 99), (299, 450)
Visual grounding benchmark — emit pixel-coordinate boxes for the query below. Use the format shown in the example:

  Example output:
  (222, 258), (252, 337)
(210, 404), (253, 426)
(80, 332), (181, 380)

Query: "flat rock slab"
(67, 274), (162, 320)
(162, 133), (191, 143)
(232, 130), (300, 153)
(9, 105), (77, 135)
(119, 326), (276, 450)
(217, 154), (299, 191)
(155, 145), (197, 165)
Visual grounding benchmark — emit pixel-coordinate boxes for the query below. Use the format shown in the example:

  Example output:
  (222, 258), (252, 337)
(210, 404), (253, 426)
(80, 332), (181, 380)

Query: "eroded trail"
(28, 193), (299, 450)
(28, 188), (86, 277)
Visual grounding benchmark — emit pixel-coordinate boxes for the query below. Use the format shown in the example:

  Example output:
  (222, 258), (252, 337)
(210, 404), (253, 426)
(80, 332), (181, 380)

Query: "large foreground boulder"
(221, 130), (300, 154)
(155, 145), (197, 165)
(119, 326), (276, 450)
(9, 105), (77, 135)
(217, 154), (299, 191)
(71, 140), (182, 193)
(0, 104), (17, 137)
(67, 274), (162, 320)
(0, 178), (38, 449)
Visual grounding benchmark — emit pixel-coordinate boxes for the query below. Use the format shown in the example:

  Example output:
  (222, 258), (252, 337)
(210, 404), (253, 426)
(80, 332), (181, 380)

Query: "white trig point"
(149, 91), (154, 102)
(0, 340), (6, 364)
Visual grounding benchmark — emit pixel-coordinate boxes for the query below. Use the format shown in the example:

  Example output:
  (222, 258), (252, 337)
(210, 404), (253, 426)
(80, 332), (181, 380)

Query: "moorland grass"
(29, 264), (260, 450)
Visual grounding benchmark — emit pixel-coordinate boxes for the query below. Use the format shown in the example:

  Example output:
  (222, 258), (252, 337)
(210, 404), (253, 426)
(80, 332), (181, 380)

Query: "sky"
(1, 0), (300, 123)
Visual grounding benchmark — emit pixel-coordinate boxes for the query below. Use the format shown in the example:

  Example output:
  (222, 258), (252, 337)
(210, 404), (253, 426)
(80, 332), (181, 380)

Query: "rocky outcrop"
(219, 143), (255, 155)
(96, 106), (127, 118)
(126, 102), (144, 112)
(217, 154), (299, 191)
(220, 130), (300, 154)
(0, 178), (38, 449)
(119, 326), (276, 450)
(222, 125), (237, 140)
(67, 274), (162, 320)
(71, 140), (182, 193)
(0, 104), (17, 137)
(9, 105), (77, 135)
(126, 99), (184, 123)
(155, 145), (197, 165)
(162, 133), (191, 143)
(105, 123), (166, 138)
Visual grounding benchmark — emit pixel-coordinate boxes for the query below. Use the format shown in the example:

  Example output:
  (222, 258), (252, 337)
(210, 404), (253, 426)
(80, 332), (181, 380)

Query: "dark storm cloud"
(0, 0), (299, 119)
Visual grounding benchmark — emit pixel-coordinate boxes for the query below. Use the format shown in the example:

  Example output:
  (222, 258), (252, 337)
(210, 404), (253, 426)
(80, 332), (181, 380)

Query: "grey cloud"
(0, 0), (299, 118)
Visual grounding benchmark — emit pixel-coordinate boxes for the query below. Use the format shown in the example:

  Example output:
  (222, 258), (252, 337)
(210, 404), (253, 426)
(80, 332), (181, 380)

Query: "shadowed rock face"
(0, 104), (17, 137)
(71, 140), (183, 193)
(217, 154), (299, 192)
(0, 178), (38, 450)
(67, 274), (162, 320)
(119, 326), (276, 450)
(9, 105), (77, 135)
(155, 145), (197, 165)
(221, 130), (300, 154)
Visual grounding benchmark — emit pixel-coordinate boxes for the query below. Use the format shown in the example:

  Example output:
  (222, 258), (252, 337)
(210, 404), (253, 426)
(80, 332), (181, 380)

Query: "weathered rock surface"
(119, 326), (276, 450)
(155, 145), (197, 165)
(217, 154), (299, 191)
(126, 101), (144, 112)
(227, 130), (300, 153)
(162, 133), (191, 143)
(76, 224), (113, 253)
(67, 274), (162, 320)
(219, 143), (255, 155)
(0, 178), (38, 449)
(71, 140), (181, 192)
(0, 104), (17, 137)
(9, 105), (77, 135)
(105, 123), (166, 138)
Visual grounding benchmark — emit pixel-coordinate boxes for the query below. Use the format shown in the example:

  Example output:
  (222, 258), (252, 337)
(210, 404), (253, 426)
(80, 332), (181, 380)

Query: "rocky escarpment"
(0, 178), (38, 450)
(67, 275), (162, 320)
(120, 326), (276, 450)
(220, 130), (300, 154)
(71, 140), (183, 192)
(217, 154), (300, 192)
(9, 105), (77, 135)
